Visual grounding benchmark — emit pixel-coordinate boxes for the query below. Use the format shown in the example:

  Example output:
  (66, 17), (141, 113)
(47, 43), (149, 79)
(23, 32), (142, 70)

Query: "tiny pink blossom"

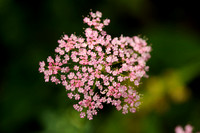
(75, 94), (80, 100)
(39, 61), (45, 67)
(83, 17), (90, 23)
(68, 72), (75, 79)
(82, 66), (87, 73)
(103, 19), (110, 26)
(47, 56), (54, 63)
(74, 65), (79, 71)
(96, 11), (102, 18)
(67, 93), (73, 99)
(80, 112), (86, 118)
(90, 12), (96, 18)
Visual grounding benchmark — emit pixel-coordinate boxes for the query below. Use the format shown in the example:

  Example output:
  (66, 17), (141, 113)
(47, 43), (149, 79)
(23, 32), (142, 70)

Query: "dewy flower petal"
(39, 10), (151, 120)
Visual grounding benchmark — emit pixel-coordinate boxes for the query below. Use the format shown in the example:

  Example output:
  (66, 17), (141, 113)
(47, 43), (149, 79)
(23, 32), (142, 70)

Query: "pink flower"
(85, 28), (93, 37)
(75, 94), (80, 100)
(80, 112), (86, 118)
(39, 61), (45, 73)
(74, 65), (79, 71)
(67, 93), (73, 99)
(39, 10), (151, 120)
(106, 56), (112, 63)
(39, 61), (45, 67)
(175, 124), (193, 133)
(90, 12), (96, 18)
(82, 66), (87, 72)
(68, 72), (75, 79)
(47, 56), (54, 63)
(83, 17), (90, 23)
(96, 11), (102, 18)
(103, 19), (110, 26)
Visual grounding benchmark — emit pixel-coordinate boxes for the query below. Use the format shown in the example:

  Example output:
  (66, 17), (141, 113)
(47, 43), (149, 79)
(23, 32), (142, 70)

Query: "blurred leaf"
(41, 109), (92, 133)
(144, 25), (200, 74)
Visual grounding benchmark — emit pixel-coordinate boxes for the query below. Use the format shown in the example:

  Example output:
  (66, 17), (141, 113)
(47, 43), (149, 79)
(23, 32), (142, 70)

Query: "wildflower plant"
(39, 11), (151, 120)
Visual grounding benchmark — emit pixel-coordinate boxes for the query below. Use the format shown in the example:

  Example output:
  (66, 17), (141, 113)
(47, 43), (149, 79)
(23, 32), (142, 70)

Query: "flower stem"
(92, 78), (97, 90)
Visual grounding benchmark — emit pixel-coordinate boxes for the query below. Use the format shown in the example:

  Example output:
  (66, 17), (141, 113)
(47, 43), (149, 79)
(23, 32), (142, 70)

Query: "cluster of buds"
(39, 11), (151, 120)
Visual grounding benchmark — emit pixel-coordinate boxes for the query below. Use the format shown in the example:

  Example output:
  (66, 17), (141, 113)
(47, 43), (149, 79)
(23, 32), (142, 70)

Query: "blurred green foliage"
(0, 0), (200, 133)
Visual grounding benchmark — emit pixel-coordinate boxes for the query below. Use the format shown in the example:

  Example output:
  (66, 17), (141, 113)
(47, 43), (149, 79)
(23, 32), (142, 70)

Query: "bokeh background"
(1, 0), (200, 133)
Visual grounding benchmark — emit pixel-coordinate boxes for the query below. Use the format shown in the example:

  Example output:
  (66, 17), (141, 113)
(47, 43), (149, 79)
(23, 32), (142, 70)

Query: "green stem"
(92, 78), (97, 90)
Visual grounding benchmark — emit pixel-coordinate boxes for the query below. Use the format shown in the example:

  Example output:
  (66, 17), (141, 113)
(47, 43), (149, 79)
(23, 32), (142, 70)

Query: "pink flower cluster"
(39, 11), (151, 120)
(175, 124), (194, 133)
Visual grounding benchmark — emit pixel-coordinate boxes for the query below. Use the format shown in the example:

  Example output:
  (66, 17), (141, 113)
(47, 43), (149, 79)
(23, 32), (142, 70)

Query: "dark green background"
(1, 0), (200, 132)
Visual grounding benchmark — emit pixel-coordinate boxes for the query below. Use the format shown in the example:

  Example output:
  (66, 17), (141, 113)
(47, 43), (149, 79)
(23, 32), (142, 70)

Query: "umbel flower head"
(39, 11), (151, 120)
